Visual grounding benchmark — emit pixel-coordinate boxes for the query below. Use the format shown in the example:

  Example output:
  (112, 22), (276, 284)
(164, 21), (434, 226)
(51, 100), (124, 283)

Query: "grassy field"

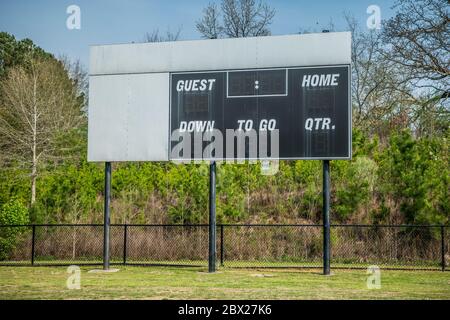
(0, 266), (449, 300)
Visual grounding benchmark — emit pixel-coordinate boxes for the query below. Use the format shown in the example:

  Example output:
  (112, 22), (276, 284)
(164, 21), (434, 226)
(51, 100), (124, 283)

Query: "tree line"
(0, 0), (448, 227)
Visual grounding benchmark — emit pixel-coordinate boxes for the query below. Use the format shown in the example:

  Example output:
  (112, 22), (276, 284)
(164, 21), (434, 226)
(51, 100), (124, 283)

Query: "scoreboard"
(171, 65), (350, 160)
(88, 32), (352, 162)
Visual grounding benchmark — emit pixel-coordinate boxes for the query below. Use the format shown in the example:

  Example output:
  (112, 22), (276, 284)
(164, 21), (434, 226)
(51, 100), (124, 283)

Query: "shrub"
(0, 198), (29, 260)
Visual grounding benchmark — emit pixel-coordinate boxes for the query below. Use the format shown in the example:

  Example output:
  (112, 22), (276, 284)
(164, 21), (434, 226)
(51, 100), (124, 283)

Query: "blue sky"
(0, 0), (397, 69)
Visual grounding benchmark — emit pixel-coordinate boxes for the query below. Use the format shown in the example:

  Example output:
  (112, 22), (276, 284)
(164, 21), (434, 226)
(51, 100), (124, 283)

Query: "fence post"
(123, 224), (128, 265)
(220, 225), (224, 266)
(31, 225), (36, 266)
(441, 225), (445, 272)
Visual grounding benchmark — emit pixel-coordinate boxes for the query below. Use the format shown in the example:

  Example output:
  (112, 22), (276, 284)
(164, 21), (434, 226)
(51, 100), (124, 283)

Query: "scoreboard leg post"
(209, 161), (217, 273)
(103, 162), (112, 270)
(323, 160), (331, 275)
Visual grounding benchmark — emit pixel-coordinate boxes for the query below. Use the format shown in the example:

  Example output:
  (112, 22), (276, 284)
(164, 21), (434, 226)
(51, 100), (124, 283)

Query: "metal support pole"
(123, 224), (128, 265)
(220, 225), (224, 266)
(441, 226), (445, 272)
(31, 225), (36, 266)
(323, 160), (331, 275)
(209, 161), (217, 273)
(103, 162), (111, 270)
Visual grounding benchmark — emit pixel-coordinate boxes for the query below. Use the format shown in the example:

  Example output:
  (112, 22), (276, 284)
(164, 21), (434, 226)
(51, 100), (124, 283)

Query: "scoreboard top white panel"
(90, 32), (351, 75)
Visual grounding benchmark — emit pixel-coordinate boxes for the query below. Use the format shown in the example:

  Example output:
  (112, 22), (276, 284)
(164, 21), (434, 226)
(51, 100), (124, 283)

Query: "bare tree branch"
(0, 58), (85, 204)
(197, 0), (275, 39)
(383, 0), (449, 95)
(196, 2), (223, 39)
(144, 27), (182, 43)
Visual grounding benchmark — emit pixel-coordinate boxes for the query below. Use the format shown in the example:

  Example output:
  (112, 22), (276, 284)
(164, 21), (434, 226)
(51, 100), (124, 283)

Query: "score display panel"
(170, 65), (350, 160)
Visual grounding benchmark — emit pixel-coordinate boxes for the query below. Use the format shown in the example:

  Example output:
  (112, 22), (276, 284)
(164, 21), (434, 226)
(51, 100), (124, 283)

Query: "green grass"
(1, 259), (442, 269)
(0, 266), (449, 300)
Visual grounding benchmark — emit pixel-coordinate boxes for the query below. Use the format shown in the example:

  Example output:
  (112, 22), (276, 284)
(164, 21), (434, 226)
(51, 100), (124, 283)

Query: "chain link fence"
(331, 225), (446, 270)
(221, 225), (323, 268)
(0, 224), (448, 270)
(125, 225), (209, 266)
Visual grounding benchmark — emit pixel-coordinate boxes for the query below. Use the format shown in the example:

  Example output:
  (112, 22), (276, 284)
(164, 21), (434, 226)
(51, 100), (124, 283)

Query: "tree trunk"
(31, 168), (36, 205)
(31, 72), (38, 205)
(72, 228), (77, 260)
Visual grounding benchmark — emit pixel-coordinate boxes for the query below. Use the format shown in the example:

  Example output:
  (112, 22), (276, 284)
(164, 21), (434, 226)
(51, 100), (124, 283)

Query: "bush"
(333, 157), (378, 221)
(0, 198), (29, 260)
(378, 130), (449, 225)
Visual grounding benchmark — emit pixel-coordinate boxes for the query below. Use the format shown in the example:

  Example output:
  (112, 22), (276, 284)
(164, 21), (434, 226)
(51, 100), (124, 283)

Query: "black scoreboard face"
(170, 65), (351, 160)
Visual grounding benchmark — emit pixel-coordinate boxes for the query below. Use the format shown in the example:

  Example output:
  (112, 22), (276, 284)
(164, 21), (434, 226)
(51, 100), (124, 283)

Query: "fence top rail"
(0, 223), (448, 228)
(218, 224), (323, 227)
(0, 224), (104, 227)
(331, 224), (448, 228)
